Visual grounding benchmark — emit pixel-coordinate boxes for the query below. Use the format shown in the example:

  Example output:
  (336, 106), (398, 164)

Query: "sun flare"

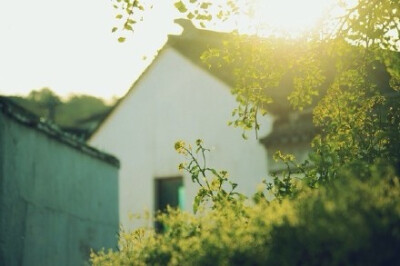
(239, 0), (337, 37)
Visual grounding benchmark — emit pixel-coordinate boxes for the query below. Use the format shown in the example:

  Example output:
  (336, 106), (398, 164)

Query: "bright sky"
(246, 0), (336, 36)
(0, 0), (180, 99)
(0, 0), (339, 100)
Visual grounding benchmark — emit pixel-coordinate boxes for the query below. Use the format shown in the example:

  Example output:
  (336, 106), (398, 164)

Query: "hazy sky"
(0, 0), (180, 99)
(0, 0), (336, 100)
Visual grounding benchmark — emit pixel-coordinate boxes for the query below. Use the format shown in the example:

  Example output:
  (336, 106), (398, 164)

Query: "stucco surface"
(0, 113), (119, 266)
(90, 47), (271, 229)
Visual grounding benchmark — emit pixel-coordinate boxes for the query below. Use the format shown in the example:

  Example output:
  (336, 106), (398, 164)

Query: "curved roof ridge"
(88, 19), (234, 139)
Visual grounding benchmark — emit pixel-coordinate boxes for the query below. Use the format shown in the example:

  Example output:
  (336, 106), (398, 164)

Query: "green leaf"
(193, 195), (201, 213)
(124, 24), (133, 31)
(174, 1), (188, 13)
(230, 182), (238, 190)
(111, 27), (118, 33)
(200, 2), (211, 9)
(116, 14), (123, 19)
(118, 37), (126, 43)
(210, 169), (218, 176)
(187, 12), (194, 19)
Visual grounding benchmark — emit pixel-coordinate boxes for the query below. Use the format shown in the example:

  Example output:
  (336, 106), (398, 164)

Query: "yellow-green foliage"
(94, 1), (400, 264)
(91, 149), (400, 265)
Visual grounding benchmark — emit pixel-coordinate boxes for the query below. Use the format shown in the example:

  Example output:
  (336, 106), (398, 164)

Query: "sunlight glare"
(245, 0), (335, 37)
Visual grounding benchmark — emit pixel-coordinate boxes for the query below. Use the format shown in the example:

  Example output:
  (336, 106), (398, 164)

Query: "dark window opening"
(154, 177), (184, 231)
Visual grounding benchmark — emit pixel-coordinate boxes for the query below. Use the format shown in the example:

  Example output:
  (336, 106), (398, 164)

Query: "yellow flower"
(174, 140), (187, 154)
(178, 163), (185, 171)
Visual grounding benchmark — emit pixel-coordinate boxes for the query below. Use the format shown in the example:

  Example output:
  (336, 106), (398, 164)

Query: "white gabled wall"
(90, 47), (271, 229)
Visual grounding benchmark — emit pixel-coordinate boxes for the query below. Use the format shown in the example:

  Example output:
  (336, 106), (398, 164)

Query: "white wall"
(90, 47), (271, 229)
(0, 112), (119, 266)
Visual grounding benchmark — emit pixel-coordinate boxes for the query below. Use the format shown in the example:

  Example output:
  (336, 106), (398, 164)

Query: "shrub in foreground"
(91, 142), (400, 266)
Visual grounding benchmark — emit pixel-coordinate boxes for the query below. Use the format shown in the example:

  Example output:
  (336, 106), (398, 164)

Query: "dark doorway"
(154, 177), (184, 231)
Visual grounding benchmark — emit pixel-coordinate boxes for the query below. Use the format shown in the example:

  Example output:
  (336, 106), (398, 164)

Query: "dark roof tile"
(0, 97), (120, 168)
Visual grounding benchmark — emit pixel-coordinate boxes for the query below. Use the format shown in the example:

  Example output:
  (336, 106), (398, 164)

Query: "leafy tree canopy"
(92, 1), (400, 265)
(111, 0), (400, 177)
(9, 88), (113, 138)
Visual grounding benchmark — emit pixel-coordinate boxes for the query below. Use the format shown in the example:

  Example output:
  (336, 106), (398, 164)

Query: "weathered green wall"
(0, 113), (119, 266)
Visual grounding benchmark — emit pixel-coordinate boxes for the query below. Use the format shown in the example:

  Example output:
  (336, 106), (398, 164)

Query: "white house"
(89, 19), (271, 229)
